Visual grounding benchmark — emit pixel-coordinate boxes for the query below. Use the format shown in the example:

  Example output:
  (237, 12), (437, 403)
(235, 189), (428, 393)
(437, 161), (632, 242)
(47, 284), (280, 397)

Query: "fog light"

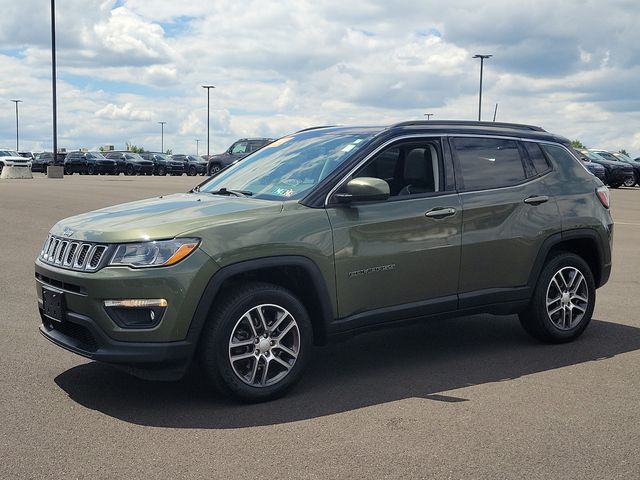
(104, 299), (167, 328)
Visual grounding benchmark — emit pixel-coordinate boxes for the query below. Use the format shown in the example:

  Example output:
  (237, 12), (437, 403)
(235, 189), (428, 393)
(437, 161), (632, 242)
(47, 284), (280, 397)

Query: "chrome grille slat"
(39, 235), (109, 272)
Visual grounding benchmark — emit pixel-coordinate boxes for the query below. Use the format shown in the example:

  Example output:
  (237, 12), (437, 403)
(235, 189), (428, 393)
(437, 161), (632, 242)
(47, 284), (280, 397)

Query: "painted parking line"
(614, 221), (640, 226)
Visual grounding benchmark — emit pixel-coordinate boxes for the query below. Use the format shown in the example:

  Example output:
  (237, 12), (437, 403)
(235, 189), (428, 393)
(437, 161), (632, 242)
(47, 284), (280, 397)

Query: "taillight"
(596, 186), (610, 209)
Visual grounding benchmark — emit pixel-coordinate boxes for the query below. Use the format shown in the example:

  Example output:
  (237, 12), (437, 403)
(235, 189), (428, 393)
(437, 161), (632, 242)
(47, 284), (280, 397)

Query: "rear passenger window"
(452, 137), (525, 190)
(524, 142), (551, 175)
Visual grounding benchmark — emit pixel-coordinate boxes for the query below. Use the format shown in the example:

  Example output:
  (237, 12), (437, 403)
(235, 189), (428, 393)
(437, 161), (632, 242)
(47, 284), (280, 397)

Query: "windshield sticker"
(341, 144), (356, 153)
(274, 188), (296, 197)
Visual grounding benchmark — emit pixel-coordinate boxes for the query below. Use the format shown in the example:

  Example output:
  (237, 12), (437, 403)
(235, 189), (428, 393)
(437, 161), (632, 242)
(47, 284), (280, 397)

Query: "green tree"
(99, 146), (105, 153)
(619, 148), (629, 156)
(570, 139), (585, 149)
(165, 149), (173, 155)
(125, 142), (145, 154)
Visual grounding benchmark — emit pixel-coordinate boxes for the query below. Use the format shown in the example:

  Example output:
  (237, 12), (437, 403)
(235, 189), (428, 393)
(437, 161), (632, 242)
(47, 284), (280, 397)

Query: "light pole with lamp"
(10, 100), (22, 151)
(158, 121), (166, 153)
(473, 54), (492, 121)
(202, 85), (215, 161)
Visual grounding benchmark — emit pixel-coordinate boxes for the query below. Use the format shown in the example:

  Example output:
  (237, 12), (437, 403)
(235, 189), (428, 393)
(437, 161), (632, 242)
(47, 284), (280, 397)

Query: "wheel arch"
(528, 228), (609, 290)
(187, 256), (334, 350)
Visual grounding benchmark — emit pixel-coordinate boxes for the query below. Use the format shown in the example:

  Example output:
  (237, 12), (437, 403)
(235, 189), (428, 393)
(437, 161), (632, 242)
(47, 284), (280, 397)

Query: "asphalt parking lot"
(1, 174), (639, 479)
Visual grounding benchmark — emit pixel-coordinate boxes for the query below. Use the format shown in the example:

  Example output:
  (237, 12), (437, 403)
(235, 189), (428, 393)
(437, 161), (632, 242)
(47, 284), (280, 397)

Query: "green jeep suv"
(36, 121), (613, 402)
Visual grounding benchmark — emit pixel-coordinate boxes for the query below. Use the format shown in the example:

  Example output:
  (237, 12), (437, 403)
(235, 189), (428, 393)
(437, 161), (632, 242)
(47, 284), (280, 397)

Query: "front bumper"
(132, 163), (154, 174)
(35, 249), (218, 376)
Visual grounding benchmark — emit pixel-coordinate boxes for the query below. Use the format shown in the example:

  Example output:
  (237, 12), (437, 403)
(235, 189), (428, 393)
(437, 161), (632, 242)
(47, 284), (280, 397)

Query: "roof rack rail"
(391, 120), (546, 132)
(295, 125), (337, 133)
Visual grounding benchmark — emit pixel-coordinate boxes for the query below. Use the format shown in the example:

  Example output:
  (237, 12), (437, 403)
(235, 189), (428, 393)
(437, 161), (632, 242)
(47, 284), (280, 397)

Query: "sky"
(0, 0), (639, 156)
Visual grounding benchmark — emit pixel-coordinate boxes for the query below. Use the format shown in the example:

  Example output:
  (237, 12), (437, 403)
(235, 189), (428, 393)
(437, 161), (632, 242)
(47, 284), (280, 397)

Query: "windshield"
(125, 153), (143, 161)
(199, 130), (374, 200)
(0, 150), (19, 157)
(592, 151), (619, 162)
(87, 152), (106, 159)
(580, 150), (605, 161)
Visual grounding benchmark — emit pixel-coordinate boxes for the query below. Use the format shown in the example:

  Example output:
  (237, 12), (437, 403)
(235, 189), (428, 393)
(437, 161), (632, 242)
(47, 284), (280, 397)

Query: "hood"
(50, 192), (283, 243)
(1, 155), (28, 161)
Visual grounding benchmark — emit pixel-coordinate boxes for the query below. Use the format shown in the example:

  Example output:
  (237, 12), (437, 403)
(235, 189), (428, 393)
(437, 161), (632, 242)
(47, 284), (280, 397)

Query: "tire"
(188, 165), (197, 176)
(87, 164), (95, 175)
(125, 164), (134, 176)
(519, 251), (595, 343)
(623, 176), (635, 187)
(209, 164), (221, 176)
(157, 166), (166, 176)
(198, 282), (313, 402)
(64, 165), (73, 175)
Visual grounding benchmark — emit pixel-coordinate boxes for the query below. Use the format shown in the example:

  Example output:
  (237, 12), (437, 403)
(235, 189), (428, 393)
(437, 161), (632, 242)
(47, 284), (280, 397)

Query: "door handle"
(425, 207), (456, 218)
(523, 195), (549, 205)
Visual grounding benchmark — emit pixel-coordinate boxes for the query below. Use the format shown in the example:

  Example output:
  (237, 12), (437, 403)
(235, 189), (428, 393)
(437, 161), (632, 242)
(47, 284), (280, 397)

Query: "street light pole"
(195, 139), (200, 156)
(202, 85), (215, 160)
(423, 113), (434, 120)
(10, 100), (22, 151)
(51, 0), (58, 160)
(473, 54), (492, 121)
(158, 121), (166, 153)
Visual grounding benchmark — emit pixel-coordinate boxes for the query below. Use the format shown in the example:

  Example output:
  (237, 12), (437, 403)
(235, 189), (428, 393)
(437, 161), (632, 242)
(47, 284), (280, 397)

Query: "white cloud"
(0, 0), (639, 155)
(95, 103), (153, 121)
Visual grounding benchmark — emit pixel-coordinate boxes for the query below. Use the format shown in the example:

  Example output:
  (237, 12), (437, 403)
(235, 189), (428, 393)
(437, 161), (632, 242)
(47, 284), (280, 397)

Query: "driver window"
(353, 142), (441, 197)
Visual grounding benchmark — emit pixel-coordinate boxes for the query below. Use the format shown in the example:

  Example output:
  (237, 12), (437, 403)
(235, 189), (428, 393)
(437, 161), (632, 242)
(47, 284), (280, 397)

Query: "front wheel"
(198, 283), (312, 402)
(157, 166), (166, 176)
(188, 165), (197, 176)
(623, 176), (636, 187)
(64, 165), (73, 175)
(519, 252), (595, 343)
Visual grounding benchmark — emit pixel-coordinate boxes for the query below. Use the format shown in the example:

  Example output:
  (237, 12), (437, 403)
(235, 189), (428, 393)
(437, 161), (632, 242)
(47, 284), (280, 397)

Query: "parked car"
(609, 151), (640, 187)
(32, 152), (66, 172)
(206, 138), (274, 175)
(141, 152), (184, 176)
(171, 154), (207, 176)
(571, 151), (607, 182)
(104, 151), (154, 175)
(0, 149), (31, 173)
(18, 151), (37, 161)
(36, 120), (613, 402)
(576, 149), (633, 188)
(64, 151), (118, 175)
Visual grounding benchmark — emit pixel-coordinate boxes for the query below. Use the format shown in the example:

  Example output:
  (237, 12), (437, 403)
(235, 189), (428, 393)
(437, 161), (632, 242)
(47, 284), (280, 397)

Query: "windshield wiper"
(207, 187), (253, 197)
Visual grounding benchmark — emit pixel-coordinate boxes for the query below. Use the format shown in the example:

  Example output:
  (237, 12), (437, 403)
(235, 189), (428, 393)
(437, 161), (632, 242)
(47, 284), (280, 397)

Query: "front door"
(326, 138), (462, 324)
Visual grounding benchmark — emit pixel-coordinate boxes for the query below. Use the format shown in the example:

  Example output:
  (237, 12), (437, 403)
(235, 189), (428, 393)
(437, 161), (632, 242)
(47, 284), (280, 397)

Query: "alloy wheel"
(228, 303), (300, 387)
(545, 266), (588, 330)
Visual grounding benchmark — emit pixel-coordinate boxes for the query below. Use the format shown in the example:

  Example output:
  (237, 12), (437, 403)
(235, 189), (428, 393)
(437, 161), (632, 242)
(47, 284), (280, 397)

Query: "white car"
(0, 149), (32, 173)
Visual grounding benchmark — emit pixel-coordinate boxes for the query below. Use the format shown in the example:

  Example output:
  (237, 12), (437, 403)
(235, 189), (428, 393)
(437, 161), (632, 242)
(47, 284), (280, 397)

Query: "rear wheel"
(64, 165), (73, 175)
(519, 252), (595, 343)
(125, 164), (134, 176)
(87, 164), (95, 175)
(209, 163), (221, 175)
(198, 283), (312, 402)
(623, 176), (636, 187)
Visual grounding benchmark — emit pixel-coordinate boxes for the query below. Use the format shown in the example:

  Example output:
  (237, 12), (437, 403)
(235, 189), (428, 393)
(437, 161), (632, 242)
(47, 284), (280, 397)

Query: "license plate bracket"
(42, 287), (65, 323)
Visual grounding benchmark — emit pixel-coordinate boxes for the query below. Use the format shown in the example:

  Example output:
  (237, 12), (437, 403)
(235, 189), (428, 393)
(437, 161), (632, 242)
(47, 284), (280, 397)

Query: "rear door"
(451, 136), (560, 307)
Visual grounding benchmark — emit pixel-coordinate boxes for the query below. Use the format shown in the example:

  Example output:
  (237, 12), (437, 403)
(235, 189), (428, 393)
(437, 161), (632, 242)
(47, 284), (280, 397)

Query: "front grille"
(40, 234), (110, 272)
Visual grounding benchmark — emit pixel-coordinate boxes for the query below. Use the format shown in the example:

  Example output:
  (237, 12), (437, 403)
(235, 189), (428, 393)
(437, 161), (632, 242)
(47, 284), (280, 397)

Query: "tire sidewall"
(200, 285), (313, 402)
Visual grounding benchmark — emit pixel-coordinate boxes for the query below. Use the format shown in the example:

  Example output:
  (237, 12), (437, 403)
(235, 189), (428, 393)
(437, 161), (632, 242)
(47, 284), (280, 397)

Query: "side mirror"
(334, 177), (390, 204)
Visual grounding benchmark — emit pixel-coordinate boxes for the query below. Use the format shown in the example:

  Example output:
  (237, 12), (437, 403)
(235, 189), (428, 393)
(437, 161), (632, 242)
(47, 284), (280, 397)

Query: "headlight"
(109, 238), (200, 268)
